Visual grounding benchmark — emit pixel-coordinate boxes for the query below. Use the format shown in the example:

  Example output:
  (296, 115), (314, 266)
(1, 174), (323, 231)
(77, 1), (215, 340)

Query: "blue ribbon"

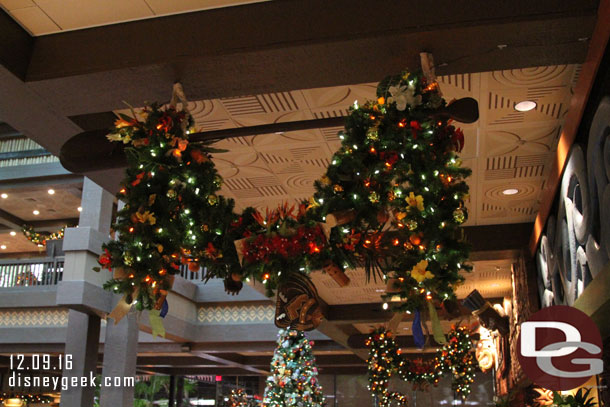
(160, 299), (169, 318)
(412, 309), (425, 349)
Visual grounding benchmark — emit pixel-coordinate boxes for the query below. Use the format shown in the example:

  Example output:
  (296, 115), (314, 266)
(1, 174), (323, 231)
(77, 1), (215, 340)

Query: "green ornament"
(453, 208), (465, 224)
(406, 219), (418, 231)
(167, 189), (177, 199)
(207, 194), (218, 205)
(369, 191), (380, 203)
(214, 228), (223, 235)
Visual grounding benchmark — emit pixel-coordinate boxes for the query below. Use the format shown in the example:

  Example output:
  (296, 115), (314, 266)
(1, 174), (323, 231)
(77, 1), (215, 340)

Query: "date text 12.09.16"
(10, 354), (73, 371)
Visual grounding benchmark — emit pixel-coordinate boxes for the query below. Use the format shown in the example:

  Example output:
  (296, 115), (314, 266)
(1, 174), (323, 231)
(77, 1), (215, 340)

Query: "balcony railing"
(0, 257), (64, 288)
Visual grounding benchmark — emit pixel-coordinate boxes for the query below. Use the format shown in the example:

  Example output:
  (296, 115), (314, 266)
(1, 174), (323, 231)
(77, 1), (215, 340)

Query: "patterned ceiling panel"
(116, 64), (579, 225)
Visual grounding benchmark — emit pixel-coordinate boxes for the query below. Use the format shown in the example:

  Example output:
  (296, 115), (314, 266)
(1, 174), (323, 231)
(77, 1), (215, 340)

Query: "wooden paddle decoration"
(59, 97), (478, 174)
(275, 273), (323, 331)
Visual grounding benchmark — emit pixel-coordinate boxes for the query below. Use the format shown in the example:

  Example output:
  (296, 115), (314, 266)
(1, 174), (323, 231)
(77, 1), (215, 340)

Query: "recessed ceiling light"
(77, 207), (83, 212)
(514, 100), (537, 112)
(502, 188), (519, 195)
(9, 231), (16, 236)
(33, 210), (40, 215)
(1, 245), (6, 250)
(48, 189), (55, 195)
(0, 193), (7, 199)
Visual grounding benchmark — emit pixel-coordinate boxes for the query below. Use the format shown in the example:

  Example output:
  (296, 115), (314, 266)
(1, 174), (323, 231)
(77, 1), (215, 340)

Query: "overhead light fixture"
(33, 210), (40, 215)
(502, 188), (519, 195)
(514, 100), (537, 112)
(77, 207), (83, 212)
(9, 231), (16, 236)
(0, 193), (7, 199)
(48, 189), (55, 195)
(0, 245), (6, 250)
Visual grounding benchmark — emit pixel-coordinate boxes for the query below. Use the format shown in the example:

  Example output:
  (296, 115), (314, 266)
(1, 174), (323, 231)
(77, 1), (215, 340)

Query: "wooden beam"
(530, 0), (610, 254)
(191, 351), (270, 375)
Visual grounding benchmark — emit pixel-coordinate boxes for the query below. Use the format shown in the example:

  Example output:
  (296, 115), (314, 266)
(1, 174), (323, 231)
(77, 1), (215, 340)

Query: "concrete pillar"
(60, 310), (101, 407)
(99, 306), (138, 407)
(60, 178), (115, 407)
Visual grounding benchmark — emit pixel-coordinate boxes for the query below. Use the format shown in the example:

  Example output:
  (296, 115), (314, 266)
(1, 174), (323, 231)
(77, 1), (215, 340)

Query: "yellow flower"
(410, 260), (434, 283)
(406, 192), (424, 211)
(135, 211), (156, 225)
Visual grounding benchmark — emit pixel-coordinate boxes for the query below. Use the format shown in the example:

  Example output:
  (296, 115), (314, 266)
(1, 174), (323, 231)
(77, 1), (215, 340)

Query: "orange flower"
(190, 149), (208, 164)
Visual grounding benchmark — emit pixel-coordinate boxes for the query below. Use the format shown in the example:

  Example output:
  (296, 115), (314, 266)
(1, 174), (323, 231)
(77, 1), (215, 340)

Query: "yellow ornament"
(410, 260), (434, 283)
(453, 208), (465, 224)
(366, 128), (379, 141)
(406, 192), (424, 211)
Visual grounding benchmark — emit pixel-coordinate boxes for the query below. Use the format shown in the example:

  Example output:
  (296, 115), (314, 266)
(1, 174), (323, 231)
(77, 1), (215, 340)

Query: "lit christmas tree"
(263, 329), (325, 407)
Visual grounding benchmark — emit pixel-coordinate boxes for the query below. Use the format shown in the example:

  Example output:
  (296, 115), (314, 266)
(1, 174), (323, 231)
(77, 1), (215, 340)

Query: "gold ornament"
(366, 128), (379, 141)
(213, 175), (223, 187)
(201, 224), (209, 232)
(333, 184), (344, 193)
(406, 219), (418, 231)
(207, 194), (218, 205)
(369, 192), (380, 203)
(123, 254), (134, 266)
(320, 175), (331, 185)
(167, 189), (177, 199)
(453, 208), (465, 224)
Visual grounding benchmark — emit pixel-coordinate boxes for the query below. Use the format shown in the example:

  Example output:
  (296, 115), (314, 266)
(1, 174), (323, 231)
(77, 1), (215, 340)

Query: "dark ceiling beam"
(326, 299), (503, 325)
(0, 173), (82, 190)
(0, 8), (32, 81)
(191, 351), (269, 376)
(16, 0), (595, 117)
(0, 207), (25, 230)
(243, 354), (365, 367)
(0, 149), (50, 160)
(189, 340), (344, 353)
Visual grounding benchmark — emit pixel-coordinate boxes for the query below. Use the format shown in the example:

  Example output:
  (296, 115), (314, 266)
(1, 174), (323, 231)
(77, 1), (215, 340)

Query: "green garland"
(97, 68), (472, 314)
(96, 104), (246, 309)
(22, 224), (65, 247)
(366, 326), (477, 406)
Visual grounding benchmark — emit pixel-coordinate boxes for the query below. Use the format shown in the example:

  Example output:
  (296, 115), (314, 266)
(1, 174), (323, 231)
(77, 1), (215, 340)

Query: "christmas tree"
(228, 388), (250, 407)
(263, 329), (325, 407)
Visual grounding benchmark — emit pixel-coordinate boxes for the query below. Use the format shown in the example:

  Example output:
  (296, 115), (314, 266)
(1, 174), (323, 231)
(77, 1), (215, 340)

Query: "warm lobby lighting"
(47, 189), (55, 195)
(3, 398), (24, 407)
(514, 100), (537, 112)
(502, 188), (519, 195)
(9, 231), (16, 236)
(0, 245), (6, 250)
(0, 193), (7, 199)
(32, 210), (40, 215)
(77, 207), (82, 212)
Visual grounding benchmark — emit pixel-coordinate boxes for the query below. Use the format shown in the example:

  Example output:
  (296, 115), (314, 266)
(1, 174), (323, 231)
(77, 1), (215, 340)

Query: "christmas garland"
(97, 68), (472, 317)
(366, 326), (476, 406)
(232, 69), (471, 311)
(0, 392), (53, 404)
(96, 104), (247, 310)
(22, 224), (65, 247)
